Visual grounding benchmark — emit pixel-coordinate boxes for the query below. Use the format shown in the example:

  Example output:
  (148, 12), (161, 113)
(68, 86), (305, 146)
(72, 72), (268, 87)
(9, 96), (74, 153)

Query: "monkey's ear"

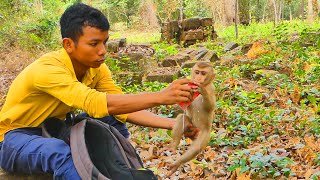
(62, 38), (75, 54)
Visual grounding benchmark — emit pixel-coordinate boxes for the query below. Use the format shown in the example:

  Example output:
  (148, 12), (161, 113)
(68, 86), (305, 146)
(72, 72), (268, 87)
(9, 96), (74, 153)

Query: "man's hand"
(107, 79), (193, 115)
(183, 123), (199, 140)
(158, 79), (193, 105)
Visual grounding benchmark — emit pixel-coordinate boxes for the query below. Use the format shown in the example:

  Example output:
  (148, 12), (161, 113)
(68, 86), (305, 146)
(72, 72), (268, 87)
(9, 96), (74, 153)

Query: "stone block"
(180, 29), (204, 41)
(161, 54), (190, 67)
(200, 18), (213, 27)
(224, 42), (239, 51)
(117, 72), (143, 85)
(106, 38), (127, 53)
(201, 50), (219, 62)
(181, 18), (201, 31)
(146, 67), (180, 83)
(181, 61), (197, 69)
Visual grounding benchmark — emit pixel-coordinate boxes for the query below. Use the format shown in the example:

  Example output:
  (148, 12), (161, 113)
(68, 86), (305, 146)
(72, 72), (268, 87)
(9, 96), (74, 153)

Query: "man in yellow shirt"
(0, 3), (196, 179)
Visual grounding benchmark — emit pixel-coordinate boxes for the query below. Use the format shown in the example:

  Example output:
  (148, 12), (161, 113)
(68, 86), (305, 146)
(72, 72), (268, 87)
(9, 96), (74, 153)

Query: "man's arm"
(127, 110), (175, 129)
(106, 79), (193, 115)
(127, 110), (200, 139)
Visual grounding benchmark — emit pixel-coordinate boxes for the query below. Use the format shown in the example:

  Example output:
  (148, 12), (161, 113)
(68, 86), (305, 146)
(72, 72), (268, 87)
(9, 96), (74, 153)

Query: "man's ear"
(62, 38), (74, 53)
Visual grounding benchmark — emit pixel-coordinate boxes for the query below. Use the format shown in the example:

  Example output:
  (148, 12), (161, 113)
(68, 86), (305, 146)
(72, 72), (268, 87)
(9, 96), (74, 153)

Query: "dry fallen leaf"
(247, 41), (268, 58)
(303, 63), (312, 72)
(304, 169), (313, 179)
(304, 135), (319, 151)
(290, 85), (300, 104)
(230, 168), (251, 180)
(285, 136), (301, 149)
(140, 145), (155, 160)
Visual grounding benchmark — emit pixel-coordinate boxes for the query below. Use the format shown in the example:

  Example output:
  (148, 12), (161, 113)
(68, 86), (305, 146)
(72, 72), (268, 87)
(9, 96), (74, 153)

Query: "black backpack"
(42, 116), (157, 180)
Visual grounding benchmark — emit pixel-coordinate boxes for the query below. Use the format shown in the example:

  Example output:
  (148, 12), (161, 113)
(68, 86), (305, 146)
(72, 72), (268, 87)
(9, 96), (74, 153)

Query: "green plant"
(104, 57), (121, 72)
(153, 42), (179, 60)
(226, 148), (295, 179)
(142, 81), (168, 92)
(179, 67), (192, 78)
(149, 129), (171, 142)
(19, 16), (59, 50)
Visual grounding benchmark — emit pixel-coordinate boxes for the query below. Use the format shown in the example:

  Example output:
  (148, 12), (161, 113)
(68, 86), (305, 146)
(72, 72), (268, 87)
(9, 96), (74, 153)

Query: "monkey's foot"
(163, 144), (177, 154)
(167, 163), (179, 177)
(168, 147), (177, 155)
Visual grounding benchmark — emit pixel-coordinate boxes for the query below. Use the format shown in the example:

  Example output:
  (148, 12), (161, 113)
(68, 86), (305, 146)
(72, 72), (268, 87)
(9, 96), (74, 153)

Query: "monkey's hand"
(197, 83), (209, 97)
(192, 82), (206, 95)
(184, 123), (199, 140)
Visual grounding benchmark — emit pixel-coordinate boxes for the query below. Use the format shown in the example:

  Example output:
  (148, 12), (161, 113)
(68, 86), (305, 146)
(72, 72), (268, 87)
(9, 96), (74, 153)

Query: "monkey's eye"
(195, 70), (200, 75)
(201, 72), (207, 76)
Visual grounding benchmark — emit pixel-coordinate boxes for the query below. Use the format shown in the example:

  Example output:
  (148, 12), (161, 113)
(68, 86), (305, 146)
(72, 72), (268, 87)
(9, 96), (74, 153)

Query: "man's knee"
(30, 138), (79, 179)
(42, 138), (72, 163)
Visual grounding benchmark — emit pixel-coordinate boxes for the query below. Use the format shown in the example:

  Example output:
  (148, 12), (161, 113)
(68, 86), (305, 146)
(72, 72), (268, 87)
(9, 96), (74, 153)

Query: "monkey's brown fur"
(168, 61), (216, 176)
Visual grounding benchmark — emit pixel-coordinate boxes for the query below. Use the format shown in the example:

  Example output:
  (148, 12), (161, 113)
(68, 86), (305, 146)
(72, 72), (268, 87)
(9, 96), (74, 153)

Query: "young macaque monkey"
(168, 61), (216, 176)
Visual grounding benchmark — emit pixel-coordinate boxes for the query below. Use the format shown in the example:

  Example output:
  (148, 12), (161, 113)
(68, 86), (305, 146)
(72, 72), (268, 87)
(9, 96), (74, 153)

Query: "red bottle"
(178, 83), (200, 110)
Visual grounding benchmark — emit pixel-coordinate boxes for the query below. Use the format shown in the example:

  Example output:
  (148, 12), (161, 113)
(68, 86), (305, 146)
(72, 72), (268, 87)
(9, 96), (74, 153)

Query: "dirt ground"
(0, 48), (39, 108)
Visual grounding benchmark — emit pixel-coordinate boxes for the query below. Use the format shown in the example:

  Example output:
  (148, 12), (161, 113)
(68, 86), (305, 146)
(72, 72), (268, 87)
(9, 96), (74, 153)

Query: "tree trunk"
(314, 0), (319, 15)
(235, 0), (238, 39)
(262, 2), (267, 22)
(179, 0), (183, 22)
(308, 0), (314, 21)
(300, 0), (305, 20)
(34, 0), (43, 15)
(139, 0), (160, 28)
(216, 0), (224, 23)
(223, 0), (236, 26)
(279, 0), (282, 21)
(271, 0), (283, 23)
(273, 0), (277, 25)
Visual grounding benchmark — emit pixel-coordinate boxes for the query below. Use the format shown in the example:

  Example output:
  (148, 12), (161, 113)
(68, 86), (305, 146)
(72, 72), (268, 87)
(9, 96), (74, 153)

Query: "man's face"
(69, 26), (109, 69)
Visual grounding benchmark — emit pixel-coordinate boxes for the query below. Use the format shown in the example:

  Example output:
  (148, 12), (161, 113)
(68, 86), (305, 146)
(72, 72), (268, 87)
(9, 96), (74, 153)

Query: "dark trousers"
(0, 115), (129, 179)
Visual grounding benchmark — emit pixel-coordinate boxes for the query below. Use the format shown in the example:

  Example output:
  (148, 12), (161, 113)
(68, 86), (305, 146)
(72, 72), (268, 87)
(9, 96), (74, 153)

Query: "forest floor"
(0, 48), (37, 108)
(0, 33), (319, 179)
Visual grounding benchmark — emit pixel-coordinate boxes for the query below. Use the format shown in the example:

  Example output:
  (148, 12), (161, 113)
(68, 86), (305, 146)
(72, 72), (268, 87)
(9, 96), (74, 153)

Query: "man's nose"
(99, 44), (107, 56)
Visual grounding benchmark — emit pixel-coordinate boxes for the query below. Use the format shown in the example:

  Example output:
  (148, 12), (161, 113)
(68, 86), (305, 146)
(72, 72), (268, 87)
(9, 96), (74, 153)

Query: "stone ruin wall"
(103, 18), (221, 86)
(160, 17), (217, 46)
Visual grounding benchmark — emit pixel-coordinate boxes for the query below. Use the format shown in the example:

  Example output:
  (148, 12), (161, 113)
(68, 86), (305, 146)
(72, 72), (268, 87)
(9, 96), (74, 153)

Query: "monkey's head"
(191, 61), (215, 85)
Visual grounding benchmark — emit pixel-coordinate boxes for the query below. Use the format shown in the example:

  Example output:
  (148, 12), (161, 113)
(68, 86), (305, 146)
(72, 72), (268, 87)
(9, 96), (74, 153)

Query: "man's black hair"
(60, 3), (109, 42)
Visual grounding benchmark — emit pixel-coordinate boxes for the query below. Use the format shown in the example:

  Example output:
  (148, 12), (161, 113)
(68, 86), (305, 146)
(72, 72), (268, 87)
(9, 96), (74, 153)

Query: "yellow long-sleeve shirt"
(0, 48), (127, 141)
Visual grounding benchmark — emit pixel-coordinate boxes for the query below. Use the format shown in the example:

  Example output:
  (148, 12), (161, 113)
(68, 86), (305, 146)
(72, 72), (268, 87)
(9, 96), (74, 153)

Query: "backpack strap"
(70, 119), (158, 180)
(97, 121), (144, 169)
(70, 120), (110, 180)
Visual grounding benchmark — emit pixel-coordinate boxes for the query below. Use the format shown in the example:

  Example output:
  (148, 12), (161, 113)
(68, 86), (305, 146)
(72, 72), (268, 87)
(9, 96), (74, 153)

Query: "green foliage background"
(1, 0), (319, 51)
